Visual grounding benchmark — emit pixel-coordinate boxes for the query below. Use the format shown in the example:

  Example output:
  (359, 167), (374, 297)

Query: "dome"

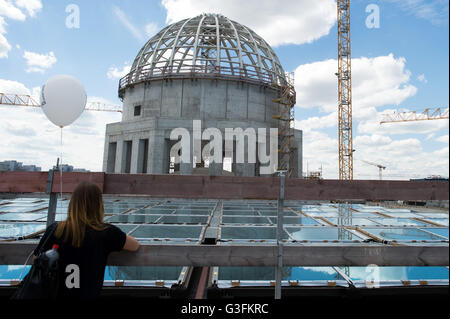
(119, 13), (286, 94)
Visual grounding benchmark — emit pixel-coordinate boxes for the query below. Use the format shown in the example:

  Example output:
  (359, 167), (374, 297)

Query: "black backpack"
(12, 223), (61, 300)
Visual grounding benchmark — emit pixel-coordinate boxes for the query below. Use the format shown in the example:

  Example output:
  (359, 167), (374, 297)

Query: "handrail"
(0, 242), (448, 267)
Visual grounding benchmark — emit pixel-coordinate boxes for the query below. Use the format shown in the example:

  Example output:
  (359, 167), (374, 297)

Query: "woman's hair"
(55, 181), (107, 247)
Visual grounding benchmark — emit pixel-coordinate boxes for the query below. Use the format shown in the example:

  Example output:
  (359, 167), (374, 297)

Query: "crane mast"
(337, 0), (353, 180)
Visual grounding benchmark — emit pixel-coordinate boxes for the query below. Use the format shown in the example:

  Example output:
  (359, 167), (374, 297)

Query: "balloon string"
(60, 127), (63, 201)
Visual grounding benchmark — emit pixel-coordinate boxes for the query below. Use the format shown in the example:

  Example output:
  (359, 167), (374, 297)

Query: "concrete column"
(121, 140), (133, 173)
(235, 137), (255, 177)
(258, 128), (278, 177)
(130, 138), (139, 174)
(180, 135), (194, 175)
(114, 137), (124, 173)
(106, 142), (117, 173)
(290, 130), (303, 178)
(148, 131), (168, 174)
(137, 138), (149, 174)
(102, 136), (109, 172)
(208, 141), (223, 176)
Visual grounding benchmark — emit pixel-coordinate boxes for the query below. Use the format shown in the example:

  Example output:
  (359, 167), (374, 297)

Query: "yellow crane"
(0, 93), (122, 113)
(360, 159), (386, 180)
(380, 107), (449, 124)
(337, 0), (354, 180)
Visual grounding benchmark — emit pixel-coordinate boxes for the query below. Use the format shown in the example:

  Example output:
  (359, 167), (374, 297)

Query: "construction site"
(0, 2), (448, 304)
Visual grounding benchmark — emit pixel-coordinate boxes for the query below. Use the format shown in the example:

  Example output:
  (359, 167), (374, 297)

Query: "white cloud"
(23, 50), (57, 73)
(113, 6), (160, 43)
(0, 33), (11, 58)
(387, 0), (449, 25)
(0, 78), (32, 94)
(0, 0), (26, 20)
(145, 22), (159, 38)
(0, 15), (11, 58)
(161, 0), (336, 47)
(417, 73), (427, 83)
(113, 6), (145, 42)
(14, 0), (42, 17)
(294, 111), (336, 133)
(107, 63), (131, 80)
(0, 0), (42, 58)
(0, 78), (122, 171)
(295, 54), (417, 113)
(302, 130), (338, 177)
(436, 135), (449, 144)
(293, 53), (448, 180)
(355, 134), (393, 147)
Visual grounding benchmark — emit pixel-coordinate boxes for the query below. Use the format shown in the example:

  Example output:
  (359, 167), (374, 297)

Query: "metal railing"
(118, 64), (289, 96)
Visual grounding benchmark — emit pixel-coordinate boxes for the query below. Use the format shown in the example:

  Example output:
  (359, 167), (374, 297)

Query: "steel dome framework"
(119, 13), (286, 93)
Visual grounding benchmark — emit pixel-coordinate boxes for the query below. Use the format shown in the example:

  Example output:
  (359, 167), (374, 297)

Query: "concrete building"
(0, 160), (41, 172)
(103, 13), (302, 177)
(52, 164), (90, 172)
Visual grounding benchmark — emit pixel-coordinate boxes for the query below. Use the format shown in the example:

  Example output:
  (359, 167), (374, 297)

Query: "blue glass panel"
(421, 228), (449, 239)
(269, 217), (320, 225)
(368, 218), (428, 226)
(105, 266), (183, 280)
(0, 265), (31, 279)
(0, 223), (45, 238)
(423, 219), (449, 226)
(130, 225), (203, 239)
(324, 218), (380, 226)
(221, 226), (289, 240)
(345, 266), (449, 281)
(361, 228), (444, 241)
(0, 213), (46, 221)
(286, 227), (362, 241)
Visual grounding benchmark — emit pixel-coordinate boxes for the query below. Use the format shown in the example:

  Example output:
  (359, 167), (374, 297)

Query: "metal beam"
(1, 242), (447, 267)
(0, 172), (448, 201)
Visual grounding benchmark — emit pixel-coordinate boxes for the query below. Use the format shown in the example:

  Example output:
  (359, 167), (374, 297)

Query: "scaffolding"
(273, 72), (296, 177)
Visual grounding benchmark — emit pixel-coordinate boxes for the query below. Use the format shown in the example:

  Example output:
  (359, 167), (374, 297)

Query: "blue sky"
(0, 0), (448, 179)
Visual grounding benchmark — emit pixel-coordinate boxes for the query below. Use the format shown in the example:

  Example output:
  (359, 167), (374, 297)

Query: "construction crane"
(337, 0), (354, 180)
(360, 159), (386, 180)
(0, 93), (122, 113)
(380, 107), (449, 124)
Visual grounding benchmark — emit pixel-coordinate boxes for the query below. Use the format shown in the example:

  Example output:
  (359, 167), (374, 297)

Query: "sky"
(0, 0), (448, 179)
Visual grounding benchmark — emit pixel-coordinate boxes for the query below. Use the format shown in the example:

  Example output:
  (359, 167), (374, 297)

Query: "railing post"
(46, 158), (59, 228)
(275, 171), (286, 299)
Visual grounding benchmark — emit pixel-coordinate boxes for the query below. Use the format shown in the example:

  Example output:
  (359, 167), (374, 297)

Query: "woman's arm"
(122, 235), (140, 251)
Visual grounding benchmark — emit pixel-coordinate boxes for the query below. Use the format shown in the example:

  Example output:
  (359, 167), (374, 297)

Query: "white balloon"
(40, 75), (87, 127)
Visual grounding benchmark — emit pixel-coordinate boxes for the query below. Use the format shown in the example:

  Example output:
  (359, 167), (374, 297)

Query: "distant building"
(0, 160), (41, 172)
(52, 164), (90, 172)
(410, 175), (449, 182)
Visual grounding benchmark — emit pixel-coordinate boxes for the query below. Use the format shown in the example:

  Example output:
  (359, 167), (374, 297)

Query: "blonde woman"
(33, 181), (139, 299)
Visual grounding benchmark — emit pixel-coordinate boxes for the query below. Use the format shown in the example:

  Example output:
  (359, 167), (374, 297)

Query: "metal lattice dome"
(119, 13), (286, 94)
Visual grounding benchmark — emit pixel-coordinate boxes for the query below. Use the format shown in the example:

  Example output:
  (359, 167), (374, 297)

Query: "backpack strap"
(34, 222), (59, 256)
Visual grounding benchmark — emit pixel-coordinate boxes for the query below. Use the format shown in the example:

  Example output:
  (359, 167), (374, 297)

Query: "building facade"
(103, 14), (302, 177)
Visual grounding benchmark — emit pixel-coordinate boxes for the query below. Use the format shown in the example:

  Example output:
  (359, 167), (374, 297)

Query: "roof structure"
(119, 13), (286, 93)
(0, 196), (448, 297)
